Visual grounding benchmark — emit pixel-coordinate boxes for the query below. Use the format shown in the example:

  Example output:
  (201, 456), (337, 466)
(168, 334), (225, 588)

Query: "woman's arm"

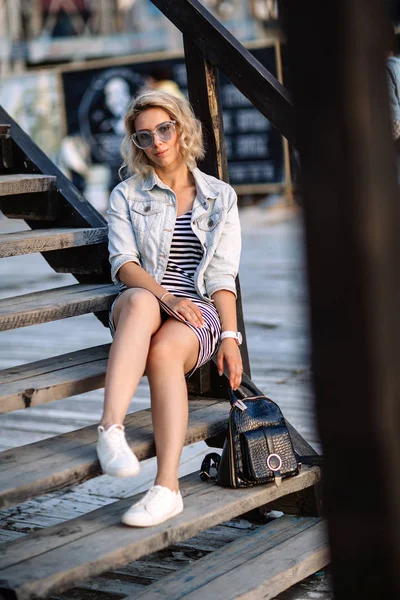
(108, 184), (203, 327)
(118, 262), (204, 329)
(108, 185), (142, 284)
(118, 261), (169, 298)
(212, 289), (242, 390)
(203, 188), (241, 299)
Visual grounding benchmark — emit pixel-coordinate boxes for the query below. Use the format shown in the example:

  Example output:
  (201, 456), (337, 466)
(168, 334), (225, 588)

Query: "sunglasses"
(131, 121), (176, 150)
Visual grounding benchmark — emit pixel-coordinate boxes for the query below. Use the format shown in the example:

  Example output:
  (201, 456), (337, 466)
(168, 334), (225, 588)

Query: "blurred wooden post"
(275, 39), (293, 207)
(7, 0), (25, 72)
(98, 0), (115, 35)
(282, 0), (400, 597)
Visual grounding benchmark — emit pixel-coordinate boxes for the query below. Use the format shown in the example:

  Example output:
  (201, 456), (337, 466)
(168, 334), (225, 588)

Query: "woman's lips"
(154, 149), (168, 157)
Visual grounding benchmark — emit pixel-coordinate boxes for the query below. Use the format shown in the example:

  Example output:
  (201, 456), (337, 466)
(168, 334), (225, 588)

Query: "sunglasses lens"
(134, 132), (152, 149)
(156, 122), (175, 141)
(132, 122), (175, 149)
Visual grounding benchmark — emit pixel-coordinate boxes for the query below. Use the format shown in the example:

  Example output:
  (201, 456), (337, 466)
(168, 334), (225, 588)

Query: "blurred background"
(0, 0), (295, 213)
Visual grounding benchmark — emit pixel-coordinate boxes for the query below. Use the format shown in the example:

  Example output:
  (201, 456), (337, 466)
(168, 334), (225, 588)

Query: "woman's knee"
(147, 334), (182, 371)
(114, 288), (160, 326)
(147, 325), (199, 374)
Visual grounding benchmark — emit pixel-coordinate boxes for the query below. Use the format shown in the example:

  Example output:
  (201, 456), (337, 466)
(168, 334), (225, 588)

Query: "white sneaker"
(97, 424), (140, 478)
(121, 485), (183, 527)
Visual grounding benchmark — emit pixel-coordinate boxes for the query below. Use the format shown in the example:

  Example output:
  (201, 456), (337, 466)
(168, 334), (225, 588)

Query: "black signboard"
(62, 46), (283, 188)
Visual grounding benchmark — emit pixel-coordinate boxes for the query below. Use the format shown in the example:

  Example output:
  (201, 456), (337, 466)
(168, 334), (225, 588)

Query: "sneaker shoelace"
(104, 425), (128, 455)
(142, 486), (172, 511)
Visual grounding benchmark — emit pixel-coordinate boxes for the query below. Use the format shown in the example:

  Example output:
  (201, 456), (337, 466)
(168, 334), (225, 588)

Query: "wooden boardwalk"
(0, 206), (331, 599)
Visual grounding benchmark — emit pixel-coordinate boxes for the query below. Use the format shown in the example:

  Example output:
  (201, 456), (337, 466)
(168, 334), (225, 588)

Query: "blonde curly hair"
(119, 89), (205, 179)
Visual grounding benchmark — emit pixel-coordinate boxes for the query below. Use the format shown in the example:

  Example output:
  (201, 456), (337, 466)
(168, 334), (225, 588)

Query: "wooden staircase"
(0, 1), (327, 598)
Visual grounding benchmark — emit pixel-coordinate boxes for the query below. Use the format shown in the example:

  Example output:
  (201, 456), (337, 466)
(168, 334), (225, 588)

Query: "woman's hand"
(216, 338), (243, 390)
(164, 295), (205, 328)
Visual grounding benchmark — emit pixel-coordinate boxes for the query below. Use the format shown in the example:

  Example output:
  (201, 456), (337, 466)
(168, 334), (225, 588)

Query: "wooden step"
(0, 174), (56, 197)
(0, 344), (110, 413)
(0, 468), (321, 600)
(0, 343), (209, 414)
(133, 516), (329, 600)
(0, 174), (59, 220)
(0, 227), (108, 258)
(0, 399), (229, 509)
(0, 283), (118, 331)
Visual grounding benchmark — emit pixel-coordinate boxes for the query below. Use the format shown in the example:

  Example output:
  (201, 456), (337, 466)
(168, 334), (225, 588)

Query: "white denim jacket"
(107, 167), (241, 301)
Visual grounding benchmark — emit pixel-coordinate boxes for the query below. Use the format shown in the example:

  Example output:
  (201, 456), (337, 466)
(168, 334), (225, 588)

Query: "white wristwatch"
(220, 330), (243, 345)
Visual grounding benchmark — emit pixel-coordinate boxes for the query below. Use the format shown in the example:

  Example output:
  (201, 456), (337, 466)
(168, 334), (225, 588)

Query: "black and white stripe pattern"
(160, 211), (221, 377)
(161, 211), (204, 293)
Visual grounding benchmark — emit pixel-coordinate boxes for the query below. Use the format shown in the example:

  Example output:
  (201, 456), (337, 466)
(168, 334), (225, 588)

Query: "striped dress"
(159, 210), (221, 377)
(109, 210), (221, 378)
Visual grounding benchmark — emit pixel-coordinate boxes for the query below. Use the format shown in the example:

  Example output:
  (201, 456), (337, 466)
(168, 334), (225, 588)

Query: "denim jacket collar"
(141, 166), (220, 210)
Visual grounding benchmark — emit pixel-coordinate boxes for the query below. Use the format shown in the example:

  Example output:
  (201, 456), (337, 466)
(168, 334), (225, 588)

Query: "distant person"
(102, 76), (133, 190)
(103, 77), (132, 136)
(144, 67), (186, 101)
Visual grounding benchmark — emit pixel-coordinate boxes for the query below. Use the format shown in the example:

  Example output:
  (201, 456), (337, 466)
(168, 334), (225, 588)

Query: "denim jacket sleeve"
(203, 187), (241, 298)
(107, 184), (141, 284)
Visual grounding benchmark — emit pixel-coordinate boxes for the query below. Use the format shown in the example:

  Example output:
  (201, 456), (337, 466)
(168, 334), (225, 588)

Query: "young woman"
(96, 89), (243, 527)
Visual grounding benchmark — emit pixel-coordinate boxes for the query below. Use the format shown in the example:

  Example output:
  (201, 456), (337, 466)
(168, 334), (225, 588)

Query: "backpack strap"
(199, 453), (221, 481)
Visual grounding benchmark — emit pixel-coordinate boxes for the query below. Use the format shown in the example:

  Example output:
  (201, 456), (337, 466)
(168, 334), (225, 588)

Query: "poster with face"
(75, 67), (145, 166)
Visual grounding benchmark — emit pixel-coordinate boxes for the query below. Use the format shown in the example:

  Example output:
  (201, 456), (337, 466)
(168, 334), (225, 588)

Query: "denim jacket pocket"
(130, 199), (164, 232)
(195, 208), (225, 233)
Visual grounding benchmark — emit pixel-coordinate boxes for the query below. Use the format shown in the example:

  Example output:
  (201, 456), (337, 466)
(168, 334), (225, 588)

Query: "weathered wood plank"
(0, 468), (321, 600)
(0, 174), (56, 196)
(266, 482), (323, 517)
(0, 344), (110, 413)
(57, 520), (263, 597)
(184, 37), (228, 184)
(0, 399), (227, 509)
(0, 283), (118, 331)
(0, 343), (211, 413)
(62, 577), (143, 598)
(0, 227), (108, 258)
(0, 190), (60, 221)
(133, 517), (329, 599)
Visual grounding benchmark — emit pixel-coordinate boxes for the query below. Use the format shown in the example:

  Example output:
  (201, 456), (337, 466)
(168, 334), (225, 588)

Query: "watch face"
(237, 332), (243, 345)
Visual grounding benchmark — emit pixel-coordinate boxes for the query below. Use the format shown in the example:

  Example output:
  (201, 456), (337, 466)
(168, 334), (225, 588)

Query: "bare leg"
(100, 288), (162, 428)
(146, 319), (200, 492)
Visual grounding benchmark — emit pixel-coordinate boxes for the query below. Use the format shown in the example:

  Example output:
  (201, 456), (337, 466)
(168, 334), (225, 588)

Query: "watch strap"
(220, 331), (242, 344)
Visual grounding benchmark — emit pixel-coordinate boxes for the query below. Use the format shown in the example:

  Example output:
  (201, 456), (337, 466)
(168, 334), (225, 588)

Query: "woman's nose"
(152, 133), (164, 148)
